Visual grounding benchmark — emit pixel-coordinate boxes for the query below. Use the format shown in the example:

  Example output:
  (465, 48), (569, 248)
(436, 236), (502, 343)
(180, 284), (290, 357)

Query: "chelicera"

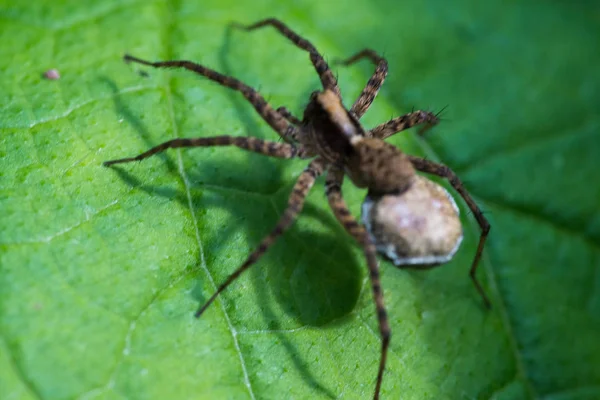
(104, 18), (490, 400)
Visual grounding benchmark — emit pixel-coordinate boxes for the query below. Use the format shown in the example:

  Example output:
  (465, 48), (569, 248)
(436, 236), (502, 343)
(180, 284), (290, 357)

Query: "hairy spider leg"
(276, 106), (303, 125)
(337, 49), (388, 118)
(122, 54), (300, 143)
(338, 49), (441, 138)
(103, 136), (299, 166)
(369, 110), (441, 140)
(325, 168), (390, 400)
(407, 156), (492, 308)
(233, 18), (340, 97)
(415, 105), (449, 136)
(195, 158), (326, 317)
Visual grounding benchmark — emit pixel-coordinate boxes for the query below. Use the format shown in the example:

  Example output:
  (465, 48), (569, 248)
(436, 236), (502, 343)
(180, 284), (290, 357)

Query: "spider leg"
(233, 18), (340, 96)
(325, 167), (389, 400)
(415, 105), (448, 136)
(369, 110), (440, 140)
(103, 136), (299, 166)
(195, 158), (325, 317)
(123, 54), (299, 143)
(407, 155), (492, 308)
(337, 49), (388, 119)
(276, 106), (303, 125)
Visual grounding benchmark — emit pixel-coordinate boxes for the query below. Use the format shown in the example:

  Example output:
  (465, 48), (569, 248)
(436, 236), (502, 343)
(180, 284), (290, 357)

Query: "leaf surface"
(1, 1), (599, 399)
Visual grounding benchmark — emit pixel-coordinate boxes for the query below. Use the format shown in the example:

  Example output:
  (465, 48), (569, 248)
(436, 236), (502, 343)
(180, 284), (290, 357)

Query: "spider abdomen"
(362, 175), (463, 267)
(345, 138), (415, 194)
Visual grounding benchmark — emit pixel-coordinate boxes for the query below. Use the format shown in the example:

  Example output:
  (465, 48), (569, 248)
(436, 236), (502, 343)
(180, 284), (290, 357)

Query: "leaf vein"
(0, 333), (42, 400)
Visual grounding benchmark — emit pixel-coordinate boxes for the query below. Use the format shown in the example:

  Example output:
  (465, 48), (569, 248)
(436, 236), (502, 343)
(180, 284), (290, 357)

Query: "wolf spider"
(104, 18), (490, 400)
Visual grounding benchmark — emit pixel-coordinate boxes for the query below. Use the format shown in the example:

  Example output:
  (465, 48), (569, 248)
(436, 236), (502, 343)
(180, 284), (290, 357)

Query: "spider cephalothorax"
(104, 18), (490, 400)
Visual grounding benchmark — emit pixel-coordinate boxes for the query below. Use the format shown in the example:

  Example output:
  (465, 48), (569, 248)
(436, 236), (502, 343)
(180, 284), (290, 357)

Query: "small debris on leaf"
(44, 69), (61, 80)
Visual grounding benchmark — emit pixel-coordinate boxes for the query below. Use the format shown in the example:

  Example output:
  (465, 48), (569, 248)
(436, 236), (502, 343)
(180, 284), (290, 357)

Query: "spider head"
(304, 90), (357, 136)
(303, 89), (366, 163)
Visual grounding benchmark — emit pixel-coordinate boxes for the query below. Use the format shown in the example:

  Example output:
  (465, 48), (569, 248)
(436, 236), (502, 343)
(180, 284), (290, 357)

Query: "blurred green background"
(1, 1), (599, 399)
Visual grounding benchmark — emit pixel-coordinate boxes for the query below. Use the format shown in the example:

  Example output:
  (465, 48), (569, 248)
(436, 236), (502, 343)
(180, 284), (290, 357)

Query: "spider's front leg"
(325, 167), (390, 400)
(103, 136), (300, 166)
(196, 158), (325, 317)
(369, 110), (441, 140)
(337, 49), (441, 138)
(407, 155), (491, 308)
(122, 54), (300, 143)
(233, 18), (340, 96)
(336, 49), (388, 119)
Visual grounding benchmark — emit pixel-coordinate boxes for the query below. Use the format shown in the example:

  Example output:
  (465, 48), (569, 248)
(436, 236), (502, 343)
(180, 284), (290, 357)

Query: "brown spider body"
(104, 18), (490, 400)
(346, 138), (416, 194)
(301, 89), (417, 194)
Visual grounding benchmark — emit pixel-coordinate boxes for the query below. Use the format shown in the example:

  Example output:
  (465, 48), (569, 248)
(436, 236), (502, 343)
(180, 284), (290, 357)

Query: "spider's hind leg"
(233, 18), (340, 96)
(325, 167), (390, 400)
(407, 155), (491, 308)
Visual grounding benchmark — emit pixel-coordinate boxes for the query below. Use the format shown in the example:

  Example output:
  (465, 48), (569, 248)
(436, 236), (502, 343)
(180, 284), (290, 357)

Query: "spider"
(104, 18), (490, 400)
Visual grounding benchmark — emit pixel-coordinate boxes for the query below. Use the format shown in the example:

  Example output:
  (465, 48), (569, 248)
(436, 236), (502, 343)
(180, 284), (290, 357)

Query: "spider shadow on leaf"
(107, 159), (359, 400)
(108, 164), (362, 324)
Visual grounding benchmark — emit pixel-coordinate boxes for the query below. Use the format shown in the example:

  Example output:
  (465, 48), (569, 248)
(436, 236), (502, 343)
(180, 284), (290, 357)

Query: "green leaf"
(1, 1), (599, 399)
